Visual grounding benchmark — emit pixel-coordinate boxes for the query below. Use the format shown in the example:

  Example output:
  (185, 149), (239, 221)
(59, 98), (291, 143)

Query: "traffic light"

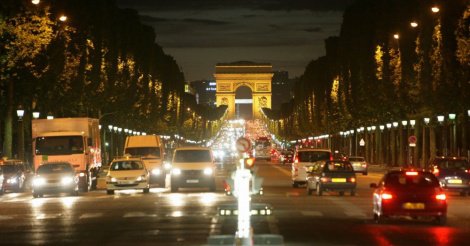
(244, 157), (255, 169)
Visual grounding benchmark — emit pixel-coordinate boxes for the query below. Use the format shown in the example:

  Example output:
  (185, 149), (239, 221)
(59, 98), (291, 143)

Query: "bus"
(253, 137), (271, 160)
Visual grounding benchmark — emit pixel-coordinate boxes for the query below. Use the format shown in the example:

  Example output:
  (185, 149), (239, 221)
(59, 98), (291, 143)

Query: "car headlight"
(33, 177), (46, 187)
(172, 168), (181, 175)
(163, 162), (172, 170)
(107, 176), (117, 182)
(136, 175), (146, 181)
(151, 168), (162, 176)
(203, 168), (213, 175)
(7, 177), (18, 184)
(79, 172), (86, 177)
(61, 176), (74, 185)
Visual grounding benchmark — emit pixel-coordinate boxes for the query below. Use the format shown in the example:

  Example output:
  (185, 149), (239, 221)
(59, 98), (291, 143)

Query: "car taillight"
(349, 177), (356, 183)
(361, 164), (367, 168)
(405, 171), (418, 176)
(436, 193), (446, 201)
(329, 155), (333, 161)
(433, 167), (440, 175)
(381, 193), (393, 200)
(294, 156), (299, 164)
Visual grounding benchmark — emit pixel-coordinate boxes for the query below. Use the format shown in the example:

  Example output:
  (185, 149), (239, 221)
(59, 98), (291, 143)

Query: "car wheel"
(316, 184), (323, 196)
(143, 188), (150, 193)
(106, 190), (114, 195)
(292, 181), (299, 188)
(435, 215), (447, 225)
(350, 190), (356, 196)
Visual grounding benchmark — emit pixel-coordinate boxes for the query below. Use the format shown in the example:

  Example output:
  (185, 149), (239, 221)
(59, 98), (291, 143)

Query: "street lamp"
(31, 0), (40, 4)
(16, 106), (25, 160)
(59, 15), (67, 22)
(393, 33), (399, 39)
(46, 112), (54, 120)
(424, 117), (430, 125)
(32, 111), (40, 119)
(437, 115), (446, 155)
(448, 113), (456, 155)
(410, 21), (418, 28)
(431, 7), (440, 13)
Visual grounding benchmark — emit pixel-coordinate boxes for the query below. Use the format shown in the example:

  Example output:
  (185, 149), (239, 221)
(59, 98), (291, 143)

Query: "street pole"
(16, 107), (25, 161)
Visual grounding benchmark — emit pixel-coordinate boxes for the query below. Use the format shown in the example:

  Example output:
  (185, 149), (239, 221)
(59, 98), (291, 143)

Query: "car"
(106, 157), (150, 194)
(280, 150), (294, 165)
(291, 148), (332, 188)
(348, 156), (368, 175)
(306, 160), (357, 196)
(31, 162), (79, 198)
(428, 157), (470, 196)
(170, 147), (216, 192)
(0, 159), (32, 192)
(370, 169), (447, 225)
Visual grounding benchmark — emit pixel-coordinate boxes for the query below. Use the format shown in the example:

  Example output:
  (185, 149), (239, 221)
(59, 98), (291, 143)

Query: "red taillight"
(465, 169), (469, 173)
(349, 177), (356, 183)
(433, 167), (440, 175)
(321, 177), (330, 182)
(330, 154), (333, 161)
(294, 156), (299, 164)
(381, 193), (393, 200)
(406, 171), (418, 176)
(436, 193), (446, 201)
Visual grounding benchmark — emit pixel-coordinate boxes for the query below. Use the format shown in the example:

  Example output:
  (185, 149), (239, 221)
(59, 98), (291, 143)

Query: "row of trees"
(0, 0), (225, 159)
(265, 0), (469, 140)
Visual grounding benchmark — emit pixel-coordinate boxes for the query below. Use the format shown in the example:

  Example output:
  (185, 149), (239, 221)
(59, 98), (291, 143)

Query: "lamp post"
(108, 125), (113, 160)
(16, 106), (25, 160)
(392, 122), (399, 166)
(437, 115), (445, 155)
(449, 113), (456, 156)
(423, 118), (430, 168)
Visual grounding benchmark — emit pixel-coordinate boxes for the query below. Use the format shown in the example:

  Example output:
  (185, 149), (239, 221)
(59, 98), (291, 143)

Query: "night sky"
(116, 0), (353, 81)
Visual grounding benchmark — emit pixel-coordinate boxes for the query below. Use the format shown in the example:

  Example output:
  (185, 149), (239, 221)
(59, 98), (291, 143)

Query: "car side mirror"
(370, 183), (378, 188)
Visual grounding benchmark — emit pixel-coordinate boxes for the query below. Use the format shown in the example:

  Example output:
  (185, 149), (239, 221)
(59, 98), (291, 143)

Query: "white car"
(106, 157), (150, 194)
(348, 156), (368, 175)
(292, 148), (332, 187)
(31, 162), (79, 198)
(170, 147), (216, 192)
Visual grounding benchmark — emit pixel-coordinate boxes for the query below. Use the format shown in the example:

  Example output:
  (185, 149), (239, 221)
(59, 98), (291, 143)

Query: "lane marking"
(36, 213), (61, 220)
(301, 211), (323, 216)
(123, 212), (156, 218)
(0, 215), (13, 220)
(79, 213), (103, 219)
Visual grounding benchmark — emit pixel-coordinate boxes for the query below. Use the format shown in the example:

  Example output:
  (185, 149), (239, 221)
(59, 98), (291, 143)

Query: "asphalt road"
(1, 161), (470, 245)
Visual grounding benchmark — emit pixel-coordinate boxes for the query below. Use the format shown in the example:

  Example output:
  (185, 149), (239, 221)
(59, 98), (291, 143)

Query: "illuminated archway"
(215, 61), (273, 119)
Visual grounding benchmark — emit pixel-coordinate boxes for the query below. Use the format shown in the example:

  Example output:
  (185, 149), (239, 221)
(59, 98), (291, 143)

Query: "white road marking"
(123, 212), (155, 218)
(79, 213), (103, 219)
(301, 211), (323, 216)
(36, 213), (61, 220)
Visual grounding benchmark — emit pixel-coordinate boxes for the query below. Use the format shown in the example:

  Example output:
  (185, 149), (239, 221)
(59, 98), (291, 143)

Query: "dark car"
(280, 150), (294, 165)
(306, 160), (357, 196)
(370, 170), (447, 225)
(32, 162), (79, 198)
(429, 157), (470, 196)
(0, 159), (32, 192)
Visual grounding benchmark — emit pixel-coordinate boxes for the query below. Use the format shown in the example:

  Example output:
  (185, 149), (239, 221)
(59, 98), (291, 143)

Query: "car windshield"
(37, 163), (74, 174)
(1, 165), (19, 174)
(174, 150), (212, 162)
(125, 147), (161, 158)
(325, 161), (354, 172)
(111, 161), (144, 170)
(435, 159), (469, 170)
(385, 172), (440, 188)
(349, 157), (364, 162)
(35, 136), (84, 155)
(298, 151), (330, 162)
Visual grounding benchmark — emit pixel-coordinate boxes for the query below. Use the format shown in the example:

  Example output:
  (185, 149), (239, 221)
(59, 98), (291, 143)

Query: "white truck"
(124, 135), (168, 186)
(32, 118), (101, 191)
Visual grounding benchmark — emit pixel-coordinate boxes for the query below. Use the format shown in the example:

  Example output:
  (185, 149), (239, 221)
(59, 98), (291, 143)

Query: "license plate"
(332, 178), (346, 183)
(118, 180), (133, 184)
(448, 179), (462, 184)
(186, 179), (199, 183)
(403, 203), (425, 210)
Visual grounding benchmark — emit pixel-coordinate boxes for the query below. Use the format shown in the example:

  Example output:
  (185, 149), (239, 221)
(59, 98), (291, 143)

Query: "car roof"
(112, 157), (143, 162)
(174, 147), (211, 151)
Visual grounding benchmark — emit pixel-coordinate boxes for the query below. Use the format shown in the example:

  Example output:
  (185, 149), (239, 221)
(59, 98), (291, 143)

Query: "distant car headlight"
(33, 177), (46, 187)
(7, 177), (18, 184)
(152, 168), (162, 176)
(78, 172), (86, 177)
(163, 162), (172, 170)
(172, 168), (181, 175)
(203, 168), (213, 175)
(61, 176), (74, 185)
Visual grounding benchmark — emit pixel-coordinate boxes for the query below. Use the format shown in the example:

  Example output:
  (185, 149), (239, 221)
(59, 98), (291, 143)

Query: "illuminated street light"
(31, 0), (40, 4)
(16, 107), (25, 119)
(46, 112), (54, 120)
(410, 120), (416, 128)
(468, 109), (470, 117)
(379, 125), (385, 131)
(437, 115), (444, 123)
(448, 113), (456, 120)
(371, 126), (376, 131)
(431, 7), (440, 13)
(16, 106), (25, 160)
(401, 120), (408, 127)
(33, 111), (40, 119)
(59, 15), (67, 22)
(424, 118), (430, 125)
(410, 22), (418, 28)
(108, 125), (113, 131)
(393, 33), (399, 39)
(386, 123), (392, 129)
(393, 122), (399, 128)
(113, 126), (118, 132)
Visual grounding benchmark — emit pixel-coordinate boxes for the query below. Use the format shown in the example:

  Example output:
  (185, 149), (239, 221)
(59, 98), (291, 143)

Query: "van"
(170, 147), (216, 192)
(291, 148), (332, 187)
(124, 135), (168, 186)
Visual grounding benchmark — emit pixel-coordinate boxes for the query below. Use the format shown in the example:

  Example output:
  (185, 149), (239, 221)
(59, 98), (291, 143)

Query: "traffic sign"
(359, 138), (365, 146)
(408, 135), (417, 147)
(236, 137), (252, 153)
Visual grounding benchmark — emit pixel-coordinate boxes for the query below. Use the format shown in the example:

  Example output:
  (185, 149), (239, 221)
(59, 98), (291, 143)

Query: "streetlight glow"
(410, 120), (416, 127)
(31, 0), (40, 5)
(59, 15), (67, 22)
(393, 33), (399, 39)
(437, 115), (444, 123)
(401, 120), (408, 126)
(448, 113), (456, 120)
(16, 108), (25, 119)
(386, 123), (392, 129)
(431, 7), (440, 13)
(393, 122), (399, 128)
(108, 125), (113, 131)
(424, 118), (430, 125)
(410, 21), (418, 28)
(33, 111), (40, 119)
